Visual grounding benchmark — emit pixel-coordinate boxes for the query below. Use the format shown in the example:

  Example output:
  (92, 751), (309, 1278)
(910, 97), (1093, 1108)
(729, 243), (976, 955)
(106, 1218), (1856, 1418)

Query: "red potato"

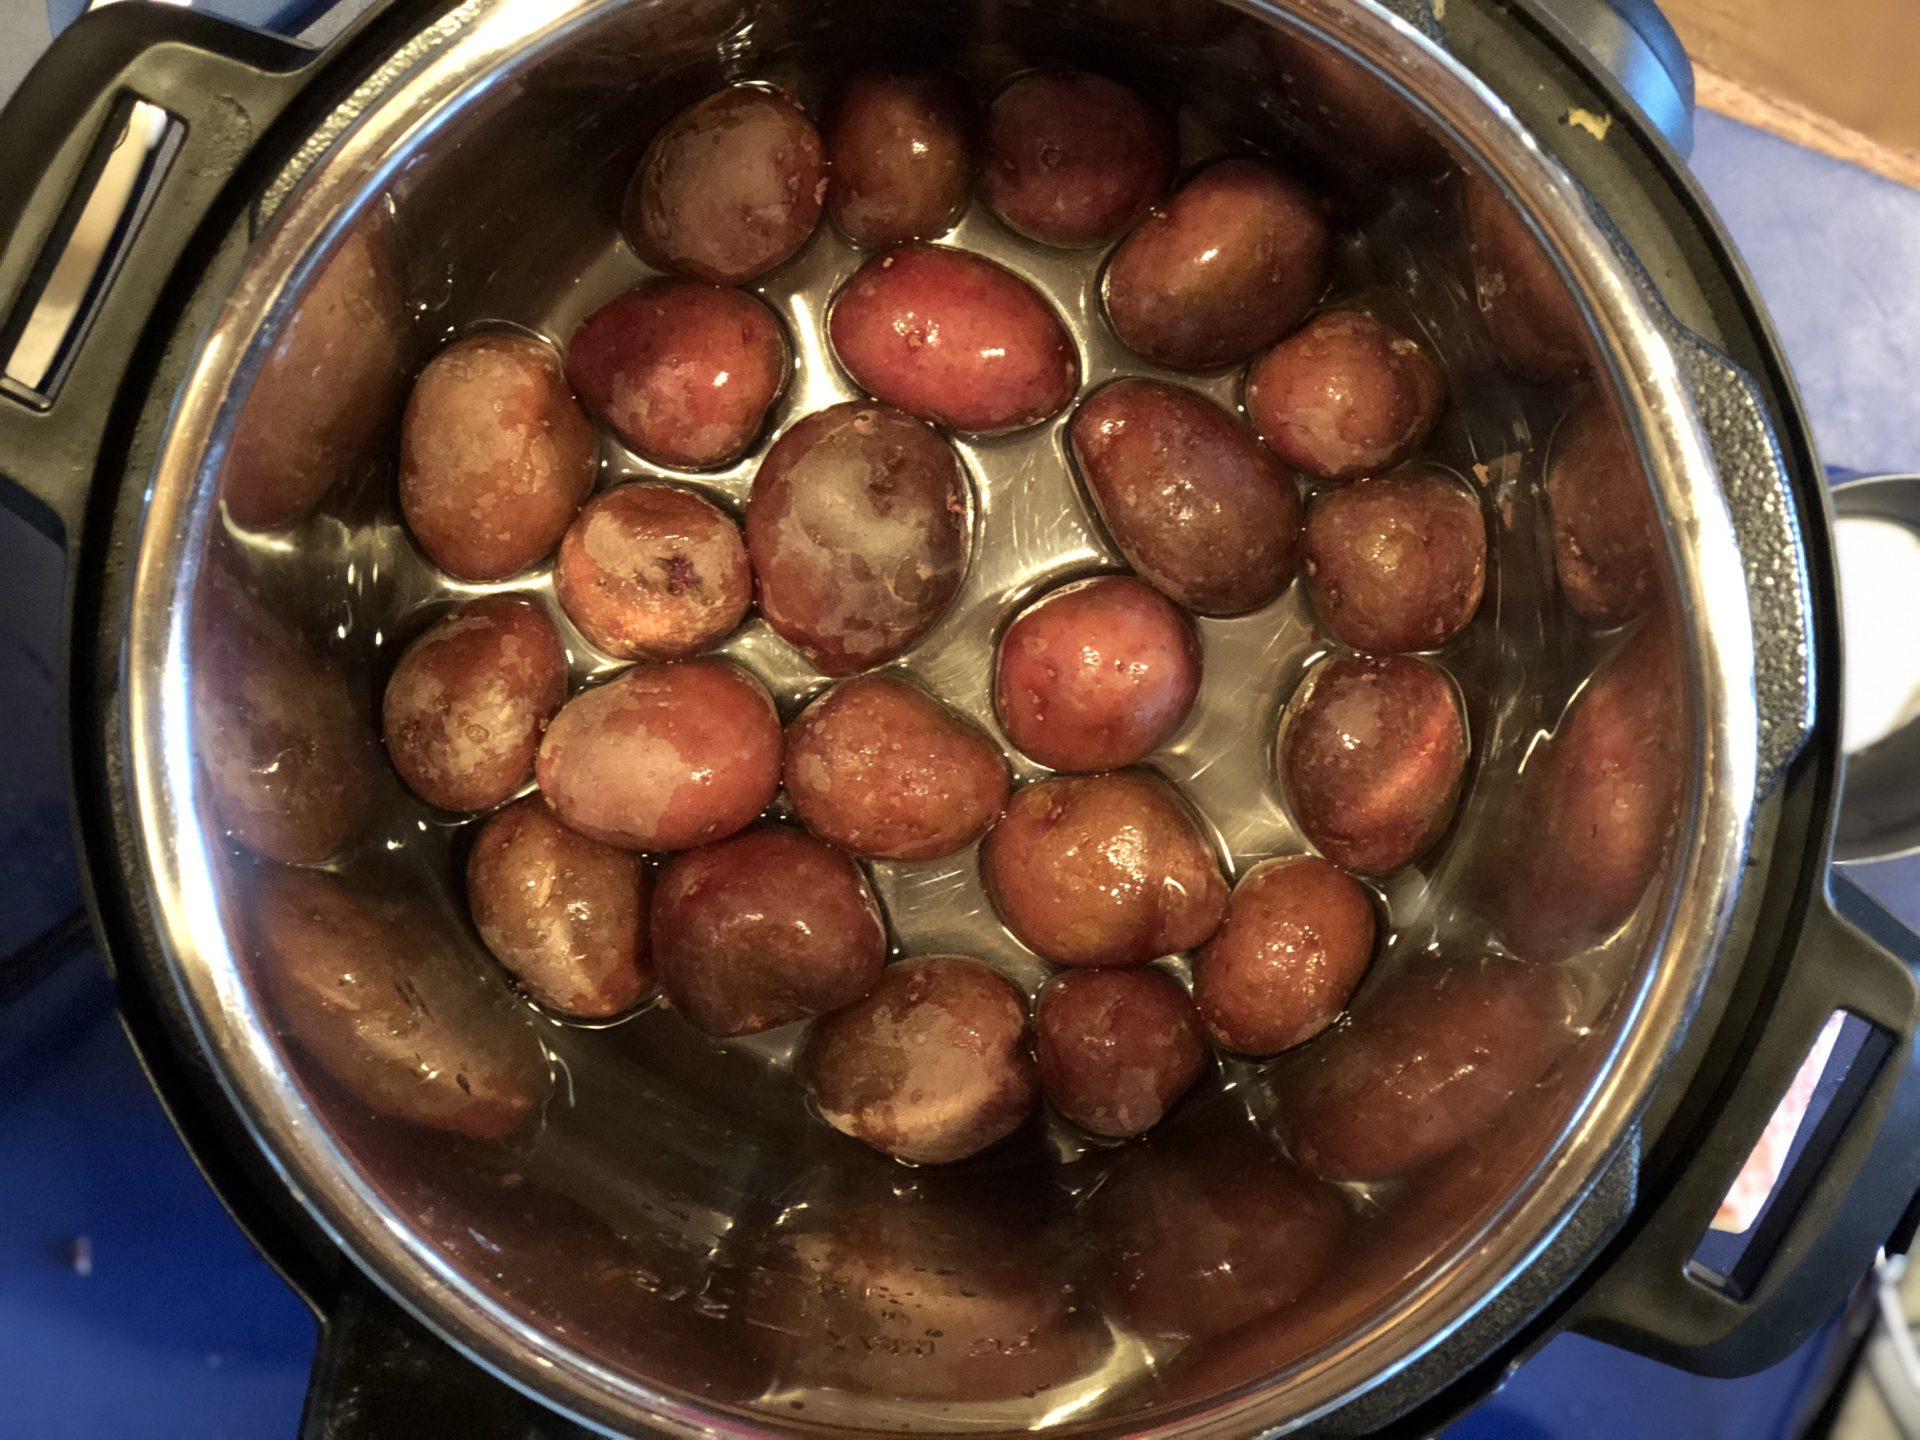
(1070, 379), (1303, 615)
(565, 281), (788, 469)
(1034, 966), (1207, 1137)
(251, 868), (550, 1139)
(652, 825), (887, 1037)
(1283, 955), (1577, 1182)
(800, 956), (1037, 1164)
(1104, 159), (1332, 370)
(1465, 173), (1588, 382)
(1547, 393), (1662, 628)
(222, 216), (408, 530)
(622, 83), (826, 284)
(829, 244), (1079, 432)
(981, 771), (1228, 968)
(747, 401), (969, 674)
(398, 332), (596, 582)
(466, 797), (652, 1018)
(1261, 28), (1447, 179)
(535, 659), (781, 851)
(784, 674), (1009, 861)
(554, 484), (750, 660)
(1245, 310), (1444, 481)
(1304, 470), (1487, 654)
(993, 575), (1202, 772)
(1279, 654), (1467, 876)
(825, 69), (975, 247)
(982, 71), (1176, 248)
(192, 566), (372, 864)
(381, 595), (568, 814)
(1194, 855), (1375, 1056)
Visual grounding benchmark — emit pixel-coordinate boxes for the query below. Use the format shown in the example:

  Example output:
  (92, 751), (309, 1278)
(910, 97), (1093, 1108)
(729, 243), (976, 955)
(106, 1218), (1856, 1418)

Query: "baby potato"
(801, 956), (1037, 1164)
(554, 483), (750, 661)
(566, 281), (788, 469)
(747, 401), (969, 674)
(1034, 966), (1207, 1137)
(785, 674), (1009, 861)
(981, 771), (1227, 968)
(1465, 173), (1588, 382)
(653, 825), (887, 1037)
(825, 69), (975, 247)
(1070, 378), (1303, 615)
(1547, 392), (1662, 627)
(993, 575), (1202, 773)
(829, 243), (1078, 432)
(1104, 159), (1331, 369)
(1245, 310), (1443, 481)
(1194, 855), (1375, 1056)
(1304, 469), (1487, 654)
(982, 71), (1175, 248)
(398, 332), (596, 582)
(1279, 654), (1467, 876)
(622, 83), (826, 284)
(381, 595), (568, 814)
(535, 658), (781, 851)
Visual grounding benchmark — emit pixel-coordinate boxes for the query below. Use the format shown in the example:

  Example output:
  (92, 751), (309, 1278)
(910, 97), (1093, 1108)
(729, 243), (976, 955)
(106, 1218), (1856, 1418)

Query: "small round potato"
(1547, 393), (1661, 628)
(1035, 966), (1207, 1137)
(801, 956), (1037, 1164)
(993, 575), (1202, 772)
(566, 281), (788, 469)
(535, 659), (782, 851)
(1465, 173), (1588, 382)
(829, 244), (1079, 432)
(382, 595), (568, 814)
(1194, 855), (1375, 1056)
(398, 332), (596, 582)
(622, 83), (826, 284)
(1303, 470), (1487, 653)
(554, 484), (751, 660)
(785, 674), (1010, 861)
(1246, 310), (1443, 481)
(826, 69), (975, 247)
(653, 825), (887, 1037)
(1104, 159), (1331, 370)
(467, 798), (652, 1018)
(981, 771), (1228, 968)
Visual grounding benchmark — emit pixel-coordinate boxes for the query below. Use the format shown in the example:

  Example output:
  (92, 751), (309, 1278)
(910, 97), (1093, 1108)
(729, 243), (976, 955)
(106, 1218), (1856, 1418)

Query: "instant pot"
(4, 0), (1920, 1435)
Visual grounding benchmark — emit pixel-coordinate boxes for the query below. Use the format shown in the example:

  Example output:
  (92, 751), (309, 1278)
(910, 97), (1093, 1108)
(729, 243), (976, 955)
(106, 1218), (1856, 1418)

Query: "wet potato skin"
(1246, 310), (1443, 481)
(981, 771), (1228, 968)
(747, 401), (969, 674)
(565, 281), (788, 469)
(829, 243), (1079, 433)
(801, 956), (1038, 1164)
(826, 69), (975, 248)
(1034, 966), (1207, 1137)
(1465, 173), (1588, 382)
(1304, 470), (1487, 655)
(785, 674), (1010, 861)
(1547, 392), (1662, 628)
(381, 595), (569, 814)
(553, 483), (751, 661)
(622, 83), (826, 284)
(652, 825), (887, 1037)
(398, 331), (597, 582)
(535, 658), (783, 851)
(467, 797), (652, 1018)
(1070, 379), (1304, 616)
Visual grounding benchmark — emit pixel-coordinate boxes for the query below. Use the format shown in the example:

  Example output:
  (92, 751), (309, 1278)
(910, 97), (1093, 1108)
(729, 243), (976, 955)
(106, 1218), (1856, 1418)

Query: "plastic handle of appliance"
(1512, 0), (1696, 154)
(0, 2), (309, 543)
(1570, 869), (1920, 1375)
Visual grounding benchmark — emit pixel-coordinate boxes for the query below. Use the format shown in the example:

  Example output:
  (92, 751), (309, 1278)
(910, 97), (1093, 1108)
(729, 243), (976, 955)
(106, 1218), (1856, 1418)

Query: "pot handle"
(1570, 868), (1920, 1375)
(0, 2), (309, 542)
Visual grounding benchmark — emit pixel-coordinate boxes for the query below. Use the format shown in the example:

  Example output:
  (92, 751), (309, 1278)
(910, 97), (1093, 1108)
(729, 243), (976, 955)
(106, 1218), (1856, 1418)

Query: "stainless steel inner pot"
(124, 0), (1784, 1433)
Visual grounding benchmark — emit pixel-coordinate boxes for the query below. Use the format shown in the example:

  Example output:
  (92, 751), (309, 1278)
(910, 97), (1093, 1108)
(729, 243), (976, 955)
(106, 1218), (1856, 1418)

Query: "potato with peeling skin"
(981, 771), (1228, 968)
(801, 956), (1037, 1164)
(1035, 967), (1207, 1137)
(466, 797), (652, 1019)
(1465, 173), (1588, 382)
(785, 674), (1009, 861)
(653, 825), (887, 1037)
(399, 332), (596, 582)
(747, 402), (969, 674)
(554, 484), (750, 661)
(622, 84), (826, 284)
(566, 281), (788, 469)
(382, 595), (568, 814)
(1304, 470), (1487, 654)
(535, 659), (782, 851)
(826, 69), (975, 248)
(1246, 311), (1443, 482)
(1547, 393), (1662, 628)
